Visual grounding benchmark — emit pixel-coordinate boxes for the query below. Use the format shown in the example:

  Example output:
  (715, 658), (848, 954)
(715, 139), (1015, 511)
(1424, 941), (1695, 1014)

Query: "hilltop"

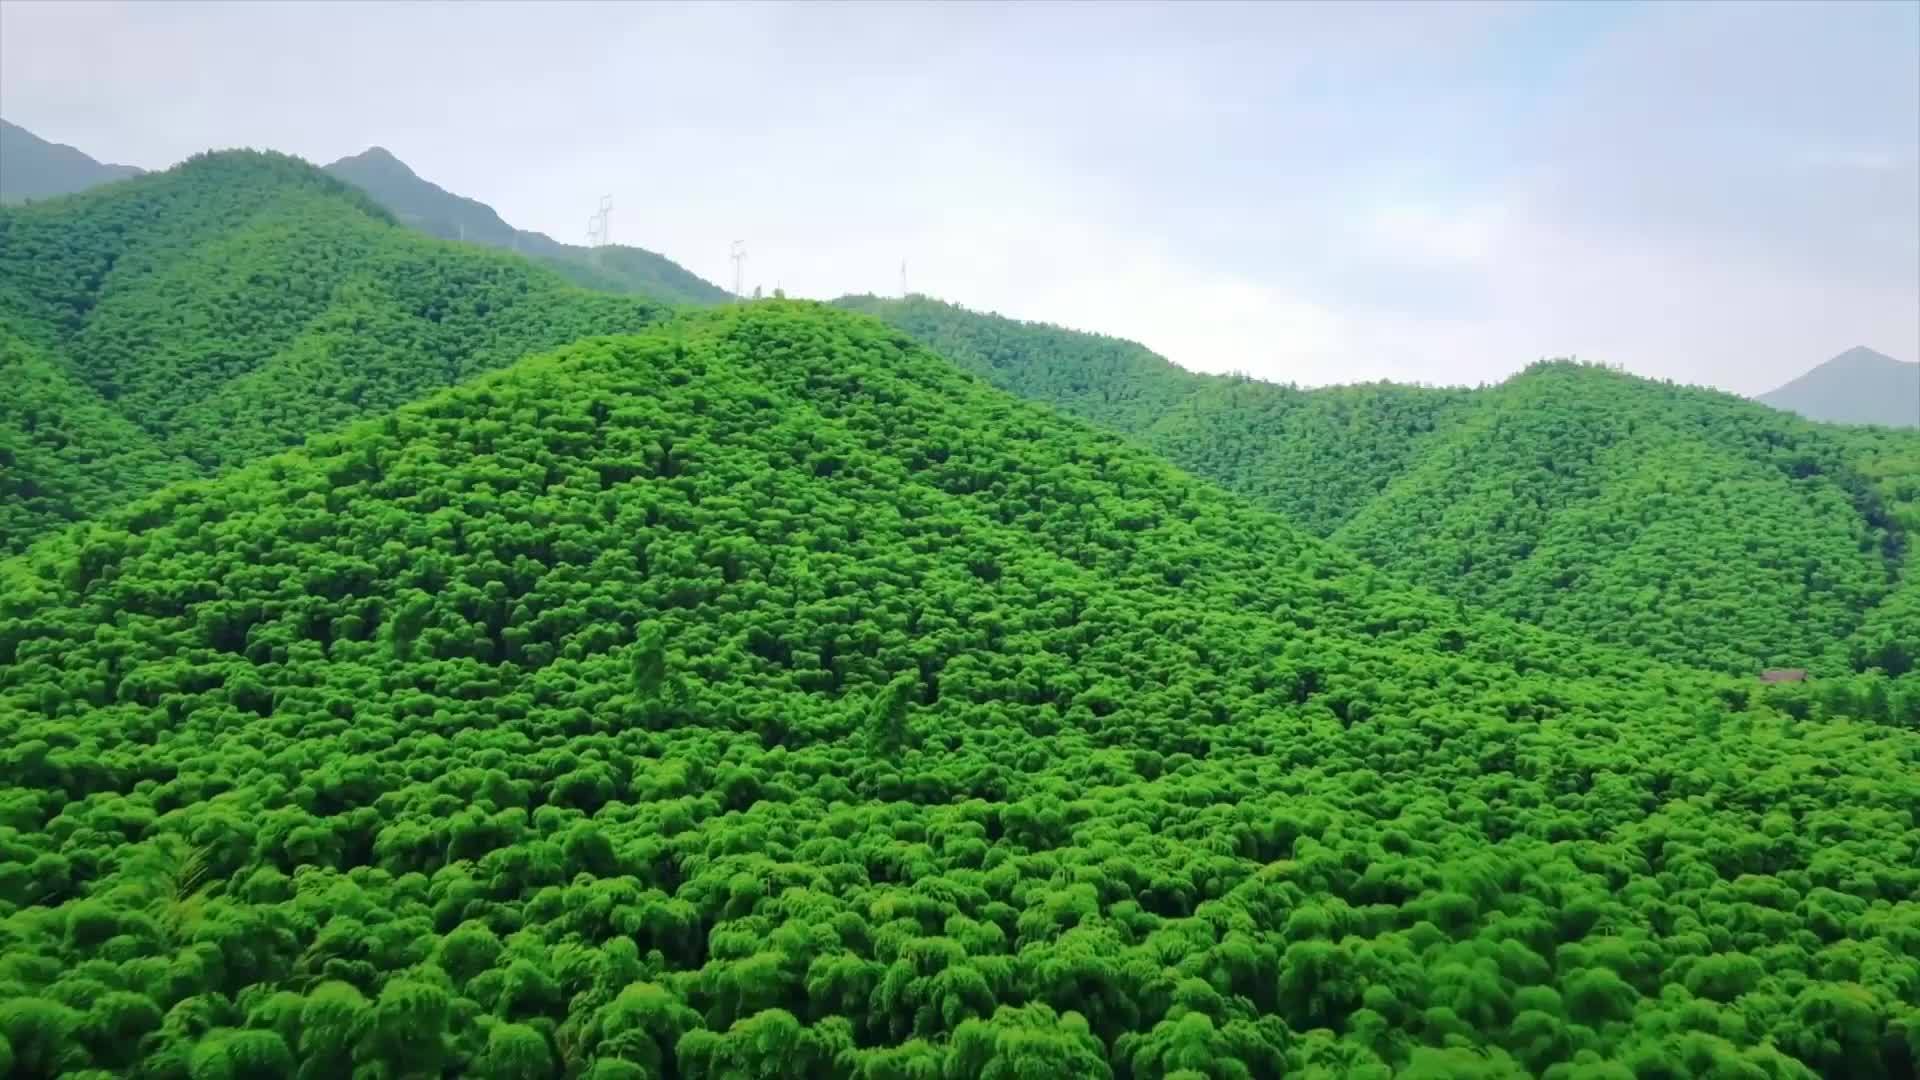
(841, 296), (1920, 677)
(0, 150), (678, 553)
(0, 117), (142, 204)
(1758, 346), (1920, 428)
(4, 300), (1915, 1077)
(323, 146), (730, 306)
(0, 121), (726, 306)
(835, 293), (1199, 434)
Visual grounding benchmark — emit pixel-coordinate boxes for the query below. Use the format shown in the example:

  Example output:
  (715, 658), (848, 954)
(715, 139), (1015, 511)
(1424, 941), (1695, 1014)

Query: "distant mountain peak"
(1757, 346), (1918, 428)
(1831, 345), (1899, 366)
(0, 116), (143, 204)
(328, 145), (426, 181)
(321, 145), (729, 305)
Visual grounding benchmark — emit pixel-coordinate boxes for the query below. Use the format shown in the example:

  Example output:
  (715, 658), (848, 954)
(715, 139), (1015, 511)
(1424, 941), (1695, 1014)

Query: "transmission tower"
(730, 240), (748, 300)
(900, 258), (908, 298)
(585, 196), (613, 249)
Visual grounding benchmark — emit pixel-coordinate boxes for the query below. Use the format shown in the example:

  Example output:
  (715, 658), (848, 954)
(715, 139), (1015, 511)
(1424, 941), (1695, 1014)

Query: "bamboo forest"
(2, 12), (1919, 1078)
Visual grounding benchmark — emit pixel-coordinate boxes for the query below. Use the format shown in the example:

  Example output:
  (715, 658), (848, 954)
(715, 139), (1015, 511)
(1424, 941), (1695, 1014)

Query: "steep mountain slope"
(842, 296), (1920, 676)
(0, 150), (675, 553)
(0, 330), (196, 547)
(4, 302), (1916, 1078)
(1758, 346), (1920, 428)
(324, 146), (730, 305)
(0, 118), (142, 204)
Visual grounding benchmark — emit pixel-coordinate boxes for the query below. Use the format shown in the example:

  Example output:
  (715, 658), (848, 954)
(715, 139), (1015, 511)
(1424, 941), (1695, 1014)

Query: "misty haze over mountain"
(3, 0), (1914, 392)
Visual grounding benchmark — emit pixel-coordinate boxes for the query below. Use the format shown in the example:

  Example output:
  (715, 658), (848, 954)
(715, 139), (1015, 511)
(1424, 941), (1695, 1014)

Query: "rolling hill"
(323, 146), (731, 306)
(839, 296), (1920, 678)
(0, 118), (142, 205)
(1758, 346), (1920, 428)
(0, 121), (726, 306)
(3, 297), (1915, 1077)
(0, 150), (678, 553)
(835, 293), (1201, 434)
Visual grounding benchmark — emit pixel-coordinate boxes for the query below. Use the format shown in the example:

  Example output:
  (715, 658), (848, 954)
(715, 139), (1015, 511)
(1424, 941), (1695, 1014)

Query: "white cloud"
(2, 0), (1913, 394)
(1362, 203), (1502, 265)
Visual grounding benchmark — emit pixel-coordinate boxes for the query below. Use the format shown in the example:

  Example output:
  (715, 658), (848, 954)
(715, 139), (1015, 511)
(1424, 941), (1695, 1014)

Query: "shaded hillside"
(4, 302), (1915, 1078)
(324, 146), (730, 305)
(1140, 376), (1476, 536)
(1758, 346), (1919, 428)
(0, 150), (673, 552)
(843, 296), (1920, 676)
(0, 118), (142, 204)
(834, 294), (1197, 433)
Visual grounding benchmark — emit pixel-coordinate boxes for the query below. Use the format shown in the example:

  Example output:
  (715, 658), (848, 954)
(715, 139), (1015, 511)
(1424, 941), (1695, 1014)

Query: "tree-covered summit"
(841, 296), (1920, 678)
(0, 149), (676, 553)
(3, 301), (1915, 1078)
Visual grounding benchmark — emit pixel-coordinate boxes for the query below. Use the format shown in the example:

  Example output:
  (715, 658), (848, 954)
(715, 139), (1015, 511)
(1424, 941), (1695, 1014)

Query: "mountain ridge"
(840, 296), (1920, 677)
(0, 119), (728, 306)
(0, 148), (674, 550)
(1758, 346), (1919, 428)
(322, 144), (731, 305)
(0, 117), (143, 204)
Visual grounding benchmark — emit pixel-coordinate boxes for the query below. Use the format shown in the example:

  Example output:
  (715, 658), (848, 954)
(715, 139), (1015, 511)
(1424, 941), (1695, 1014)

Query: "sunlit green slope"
(1138, 375), (1476, 536)
(0, 150), (674, 553)
(1330, 361), (1916, 676)
(3, 302), (1915, 1078)
(841, 296), (1920, 678)
(0, 329), (197, 547)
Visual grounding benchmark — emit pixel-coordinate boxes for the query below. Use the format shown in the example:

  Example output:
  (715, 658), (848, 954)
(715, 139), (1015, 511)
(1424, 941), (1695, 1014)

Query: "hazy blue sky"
(3, 0), (1915, 391)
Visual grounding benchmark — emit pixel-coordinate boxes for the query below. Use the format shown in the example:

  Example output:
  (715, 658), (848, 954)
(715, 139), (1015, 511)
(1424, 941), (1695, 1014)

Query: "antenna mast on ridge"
(730, 240), (748, 300)
(900, 258), (908, 298)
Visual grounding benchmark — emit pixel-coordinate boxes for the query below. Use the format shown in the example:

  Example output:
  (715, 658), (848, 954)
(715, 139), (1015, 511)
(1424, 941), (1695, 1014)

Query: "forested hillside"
(3, 301), (1916, 1079)
(0, 118), (142, 205)
(835, 294), (1199, 433)
(841, 296), (1920, 678)
(0, 150), (677, 553)
(1327, 362), (1919, 676)
(324, 147), (731, 306)
(1139, 376), (1476, 537)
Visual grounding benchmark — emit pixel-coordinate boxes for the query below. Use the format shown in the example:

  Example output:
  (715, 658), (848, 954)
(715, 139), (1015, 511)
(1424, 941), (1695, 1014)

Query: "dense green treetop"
(1328, 361), (1917, 676)
(2, 302), (1916, 1078)
(0, 328), (196, 549)
(1139, 376), (1475, 537)
(841, 296), (1920, 677)
(0, 150), (676, 553)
